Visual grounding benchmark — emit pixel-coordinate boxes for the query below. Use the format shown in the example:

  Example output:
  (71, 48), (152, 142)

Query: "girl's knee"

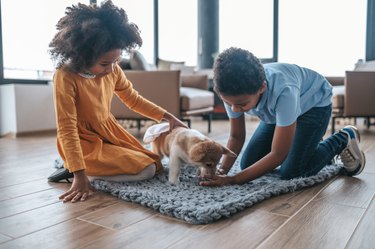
(140, 163), (156, 180)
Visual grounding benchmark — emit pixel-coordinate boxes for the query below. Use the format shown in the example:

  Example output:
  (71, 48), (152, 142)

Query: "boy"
(200, 47), (366, 186)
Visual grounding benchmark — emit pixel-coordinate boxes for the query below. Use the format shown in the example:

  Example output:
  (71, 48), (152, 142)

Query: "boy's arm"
(218, 115), (246, 174)
(200, 121), (296, 187)
(232, 122), (296, 184)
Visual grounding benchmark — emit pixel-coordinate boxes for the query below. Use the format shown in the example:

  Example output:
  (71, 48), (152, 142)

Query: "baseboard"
(1, 129), (57, 138)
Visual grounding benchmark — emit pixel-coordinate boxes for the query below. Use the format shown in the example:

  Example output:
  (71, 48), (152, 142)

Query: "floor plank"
(257, 200), (365, 249)
(0, 193), (9, 202)
(0, 234), (11, 244)
(0, 219), (114, 249)
(0, 193), (118, 238)
(78, 202), (156, 230)
(314, 173), (375, 209)
(0, 188), (65, 219)
(80, 214), (202, 249)
(346, 195), (375, 249)
(167, 209), (287, 249)
(0, 167), (56, 188)
(0, 179), (69, 199)
(362, 141), (375, 174)
(255, 179), (333, 217)
(0, 119), (374, 249)
(0, 154), (59, 171)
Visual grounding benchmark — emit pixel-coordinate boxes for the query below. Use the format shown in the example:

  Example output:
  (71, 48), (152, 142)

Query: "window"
(1, 0), (84, 81)
(98, 0), (154, 63)
(219, 0), (275, 60)
(279, 0), (366, 76)
(158, 0), (197, 66)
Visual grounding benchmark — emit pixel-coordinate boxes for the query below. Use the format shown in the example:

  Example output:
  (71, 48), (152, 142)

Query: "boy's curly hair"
(49, 0), (142, 72)
(213, 47), (265, 96)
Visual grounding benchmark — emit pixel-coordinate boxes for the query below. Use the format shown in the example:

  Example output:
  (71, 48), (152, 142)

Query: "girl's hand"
(163, 112), (188, 130)
(199, 174), (235, 187)
(59, 170), (95, 203)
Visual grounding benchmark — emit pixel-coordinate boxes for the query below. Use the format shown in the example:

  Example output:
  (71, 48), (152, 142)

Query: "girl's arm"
(53, 70), (95, 202)
(54, 70), (86, 173)
(114, 66), (167, 122)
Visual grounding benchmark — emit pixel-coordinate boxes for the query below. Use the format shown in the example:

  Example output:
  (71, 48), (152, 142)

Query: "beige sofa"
(111, 70), (214, 132)
(327, 60), (375, 133)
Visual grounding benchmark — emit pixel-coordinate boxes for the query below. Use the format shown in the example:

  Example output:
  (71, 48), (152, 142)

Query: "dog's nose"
(206, 163), (213, 167)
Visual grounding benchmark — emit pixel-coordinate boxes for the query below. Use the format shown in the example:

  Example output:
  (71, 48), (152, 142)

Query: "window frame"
(1, 0), (374, 84)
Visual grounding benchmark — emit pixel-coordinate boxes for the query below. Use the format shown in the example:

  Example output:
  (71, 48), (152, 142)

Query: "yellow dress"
(53, 65), (165, 176)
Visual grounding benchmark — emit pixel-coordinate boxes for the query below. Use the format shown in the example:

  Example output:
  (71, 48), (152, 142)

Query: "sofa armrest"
(345, 71), (375, 116)
(181, 74), (208, 90)
(325, 76), (344, 86)
(111, 70), (181, 119)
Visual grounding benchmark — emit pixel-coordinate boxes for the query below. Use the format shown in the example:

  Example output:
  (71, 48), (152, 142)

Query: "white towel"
(143, 123), (170, 143)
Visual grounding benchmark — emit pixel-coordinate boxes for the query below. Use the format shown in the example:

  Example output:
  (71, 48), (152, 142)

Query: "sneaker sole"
(353, 126), (360, 142)
(350, 151), (366, 176)
(341, 126), (366, 175)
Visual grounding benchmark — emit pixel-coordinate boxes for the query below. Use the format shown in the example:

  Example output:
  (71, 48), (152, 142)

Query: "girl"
(200, 47), (366, 186)
(48, 1), (187, 202)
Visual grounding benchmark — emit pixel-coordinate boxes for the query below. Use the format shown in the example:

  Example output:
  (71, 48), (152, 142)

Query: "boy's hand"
(59, 170), (95, 203)
(199, 174), (235, 187)
(216, 164), (230, 175)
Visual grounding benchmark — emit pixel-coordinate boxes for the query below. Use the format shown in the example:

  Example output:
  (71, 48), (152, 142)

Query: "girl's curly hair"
(213, 47), (265, 96)
(49, 0), (142, 72)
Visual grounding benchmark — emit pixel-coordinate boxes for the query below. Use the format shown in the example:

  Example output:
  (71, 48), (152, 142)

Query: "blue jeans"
(240, 105), (348, 179)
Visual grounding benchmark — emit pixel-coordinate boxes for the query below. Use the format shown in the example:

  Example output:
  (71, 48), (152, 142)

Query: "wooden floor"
(0, 118), (374, 249)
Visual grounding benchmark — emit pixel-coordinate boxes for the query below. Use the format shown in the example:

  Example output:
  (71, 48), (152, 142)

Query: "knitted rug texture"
(58, 156), (342, 225)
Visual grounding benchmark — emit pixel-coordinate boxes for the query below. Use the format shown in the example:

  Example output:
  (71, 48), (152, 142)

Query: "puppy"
(143, 123), (237, 184)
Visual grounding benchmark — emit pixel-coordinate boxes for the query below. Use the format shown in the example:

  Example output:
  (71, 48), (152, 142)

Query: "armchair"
(111, 70), (214, 133)
(328, 63), (375, 133)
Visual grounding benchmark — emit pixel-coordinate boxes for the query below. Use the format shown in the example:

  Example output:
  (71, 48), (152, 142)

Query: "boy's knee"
(239, 159), (250, 170)
(279, 171), (294, 180)
(278, 166), (298, 180)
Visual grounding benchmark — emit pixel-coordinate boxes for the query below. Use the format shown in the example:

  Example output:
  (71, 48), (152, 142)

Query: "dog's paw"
(168, 177), (180, 185)
(168, 180), (179, 185)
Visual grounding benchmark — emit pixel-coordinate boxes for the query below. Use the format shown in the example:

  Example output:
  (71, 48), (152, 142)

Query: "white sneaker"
(339, 125), (366, 176)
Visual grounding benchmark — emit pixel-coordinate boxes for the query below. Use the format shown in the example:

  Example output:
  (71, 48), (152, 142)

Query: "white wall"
(0, 83), (56, 136)
(0, 85), (17, 135)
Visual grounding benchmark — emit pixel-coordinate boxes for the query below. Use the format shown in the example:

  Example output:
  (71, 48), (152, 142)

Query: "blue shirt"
(224, 63), (333, 126)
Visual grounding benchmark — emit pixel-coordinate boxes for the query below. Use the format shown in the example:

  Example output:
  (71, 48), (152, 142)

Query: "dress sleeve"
(113, 65), (166, 122)
(53, 70), (86, 172)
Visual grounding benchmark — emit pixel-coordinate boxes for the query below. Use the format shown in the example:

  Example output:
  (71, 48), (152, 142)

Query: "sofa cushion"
(157, 58), (185, 70)
(332, 85), (345, 109)
(325, 76), (344, 86)
(130, 51), (150, 70)
(181, 74), (208, 90)
(354, 60), (375, 71)
(180, 87), (214, 111)
(118, 57), (132, 70)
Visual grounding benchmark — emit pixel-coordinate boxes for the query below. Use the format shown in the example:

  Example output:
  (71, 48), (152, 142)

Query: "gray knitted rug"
(82, 158), (342, 225)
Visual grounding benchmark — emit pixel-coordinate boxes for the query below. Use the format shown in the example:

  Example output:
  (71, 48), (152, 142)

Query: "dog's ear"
(220, 144), (237, 158)
(189, 144), (205, 162)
